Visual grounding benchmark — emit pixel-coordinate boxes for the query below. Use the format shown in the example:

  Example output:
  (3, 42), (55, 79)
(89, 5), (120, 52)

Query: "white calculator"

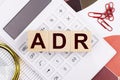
(0, 0), (116, 80)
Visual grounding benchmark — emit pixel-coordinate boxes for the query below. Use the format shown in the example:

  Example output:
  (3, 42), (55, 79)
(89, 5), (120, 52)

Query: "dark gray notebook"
(4, 0), (51, 39)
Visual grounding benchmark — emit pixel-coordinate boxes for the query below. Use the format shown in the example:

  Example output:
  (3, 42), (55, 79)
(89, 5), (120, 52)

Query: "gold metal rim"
(0, 43), (20, 80)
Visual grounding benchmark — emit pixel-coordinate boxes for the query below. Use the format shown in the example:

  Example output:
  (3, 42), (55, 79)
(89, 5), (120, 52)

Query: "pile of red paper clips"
(88, 2), (115, 31)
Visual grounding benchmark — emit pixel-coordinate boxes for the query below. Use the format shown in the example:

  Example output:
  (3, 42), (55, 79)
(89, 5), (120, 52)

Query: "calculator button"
(51, 55), (63, 68)
(35, 57), (47, 70)
(43, 52), (56, 60)
(51, 73), (62, 80)
(70, 20), (83, 30)
(61, 52), (71, 59)
(65, 28), (71, 31)
(56, 5), (67, 17)
(53, 22), (66, 30)
(62, 12), (74, 25)
(79, 52), (88, 57)
(46, 15), (57, 26)
(68, 53), (80, 65)
(59, 63), (71, 76)
(92, 35), (99, 47)
(27, 52), (39, 61)
(38, 23), (49, 30)
(19, 42), (28, 54)
(38, 51), (44, 55)
(42, 65), (55, 77)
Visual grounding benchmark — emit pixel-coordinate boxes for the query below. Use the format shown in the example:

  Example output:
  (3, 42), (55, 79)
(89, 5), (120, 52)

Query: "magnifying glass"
(0, 43), (20, 80)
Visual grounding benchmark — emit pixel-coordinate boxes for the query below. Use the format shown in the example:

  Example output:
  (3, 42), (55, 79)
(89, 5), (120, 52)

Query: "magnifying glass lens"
(0, 48), (15, 80)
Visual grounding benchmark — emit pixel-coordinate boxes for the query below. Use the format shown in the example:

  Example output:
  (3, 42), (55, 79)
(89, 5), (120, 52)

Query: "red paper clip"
(105, 2), (115, 21)
(88, 12), (105, 19)
(88, 2), (115, 31)
(97, 18), (113, 31)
